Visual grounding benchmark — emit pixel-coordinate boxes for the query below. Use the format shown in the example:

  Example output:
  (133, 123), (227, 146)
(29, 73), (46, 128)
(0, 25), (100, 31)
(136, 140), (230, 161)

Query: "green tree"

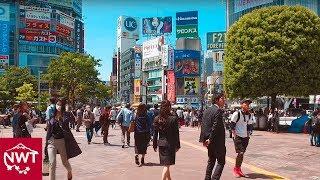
(44, 52), (101, 105)
(224, 6), (320, 109)
(1, 66), (36, 101)
(15, 83), (36, 102)
(95, 82), (112, 101)
(38, 92), (50, 111)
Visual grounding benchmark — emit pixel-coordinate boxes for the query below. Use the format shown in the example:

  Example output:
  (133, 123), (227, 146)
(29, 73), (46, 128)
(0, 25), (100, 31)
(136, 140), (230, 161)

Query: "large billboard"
(142, 17), (172, 36)
(174, 50), (201, 77)
(56, 10), (75, 29)
(184, 77), (199, 95)
(234, 0), (274, 13)
(25, 11), (51, 21)
(176, 11), (198, 38)
(74, 19), (84, 53)
(117, 16), (139, 40)
(0, 3), (10, 70)
(142, 36), (164, 59)
(19, 29), (57, 43)
(207, 32), (226, 50)
(167, 70), (176, 103)
(25, 19), (51, 30)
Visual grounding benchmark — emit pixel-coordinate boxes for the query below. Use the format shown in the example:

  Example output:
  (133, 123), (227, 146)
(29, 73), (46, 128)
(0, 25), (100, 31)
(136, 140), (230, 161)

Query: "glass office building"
(227, 0), (320, 27)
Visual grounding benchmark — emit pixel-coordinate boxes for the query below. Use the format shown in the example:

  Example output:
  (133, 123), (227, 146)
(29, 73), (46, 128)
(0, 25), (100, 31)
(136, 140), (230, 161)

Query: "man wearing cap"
(230, 99), (254, 178)
(200, 93), (226, 180)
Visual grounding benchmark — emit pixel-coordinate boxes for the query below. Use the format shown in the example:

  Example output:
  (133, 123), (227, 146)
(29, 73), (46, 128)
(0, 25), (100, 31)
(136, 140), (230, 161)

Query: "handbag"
(128, 120), (136, 133)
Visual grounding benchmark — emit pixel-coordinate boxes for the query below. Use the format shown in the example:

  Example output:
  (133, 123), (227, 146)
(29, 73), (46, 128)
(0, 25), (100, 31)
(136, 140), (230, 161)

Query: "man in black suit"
(199, 93), (226, 180)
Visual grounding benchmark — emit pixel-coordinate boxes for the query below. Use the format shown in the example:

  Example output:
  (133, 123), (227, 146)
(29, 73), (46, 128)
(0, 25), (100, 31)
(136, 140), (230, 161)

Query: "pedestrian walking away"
(200, 93), (226, 180)
(76, 107), (84, 132)
(153, 100), (180, 180)
(230, 99), (254, 178)
(134, 103), (151, 166)
(110, 106), (117, 129)
(83, 105), (95, 144)
(46, 98), (82, 180)
(93, 105), (102, 136)
(117, 103), (133, 148)
(100, 105), (112, 145)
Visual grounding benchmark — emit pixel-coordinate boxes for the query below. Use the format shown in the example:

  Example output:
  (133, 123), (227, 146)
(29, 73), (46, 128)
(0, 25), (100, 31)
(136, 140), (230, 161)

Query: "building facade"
(227, 0), (320, 27)
(0, 0), (84, 75)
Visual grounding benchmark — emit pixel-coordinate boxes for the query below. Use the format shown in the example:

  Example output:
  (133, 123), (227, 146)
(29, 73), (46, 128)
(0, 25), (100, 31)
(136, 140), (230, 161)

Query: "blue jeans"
(316, 134), (320, 146)
(86, 125), (94, 143)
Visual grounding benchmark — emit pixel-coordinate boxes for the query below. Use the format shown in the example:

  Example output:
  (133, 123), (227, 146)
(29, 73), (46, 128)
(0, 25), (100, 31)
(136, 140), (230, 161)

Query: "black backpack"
(236, 110), (251, 123)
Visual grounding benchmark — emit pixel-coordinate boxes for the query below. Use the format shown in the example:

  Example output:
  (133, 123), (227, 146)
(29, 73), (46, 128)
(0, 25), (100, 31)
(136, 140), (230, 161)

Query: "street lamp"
(38, 70), (43, 109)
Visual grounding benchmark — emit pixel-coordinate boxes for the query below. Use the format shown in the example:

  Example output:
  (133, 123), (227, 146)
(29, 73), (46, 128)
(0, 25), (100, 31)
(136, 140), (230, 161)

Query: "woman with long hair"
(153, 100), (180, 180)
(134, 103), (150, 166)
(46, 98), (82, 180)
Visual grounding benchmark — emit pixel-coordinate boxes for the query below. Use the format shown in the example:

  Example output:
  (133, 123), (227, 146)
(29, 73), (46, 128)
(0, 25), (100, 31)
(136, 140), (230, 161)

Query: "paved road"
(0, 125), (319, 180)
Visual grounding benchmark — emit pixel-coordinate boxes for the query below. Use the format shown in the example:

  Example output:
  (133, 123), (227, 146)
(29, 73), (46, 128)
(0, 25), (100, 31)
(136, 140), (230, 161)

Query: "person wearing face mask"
(46, 98), (82, 180)
(83, 105), (95, 144)
(230, 99), (254, 178)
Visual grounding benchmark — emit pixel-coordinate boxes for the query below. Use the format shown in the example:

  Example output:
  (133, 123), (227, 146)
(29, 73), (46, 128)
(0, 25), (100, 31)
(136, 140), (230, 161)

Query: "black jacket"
(199, 105), (225, 148)
(153, 116), (180, 150)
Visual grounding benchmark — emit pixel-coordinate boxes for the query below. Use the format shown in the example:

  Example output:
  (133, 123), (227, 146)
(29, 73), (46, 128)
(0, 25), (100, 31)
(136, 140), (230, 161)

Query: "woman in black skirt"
(134, 103), (150, 166)
(153, 100), (180, 180)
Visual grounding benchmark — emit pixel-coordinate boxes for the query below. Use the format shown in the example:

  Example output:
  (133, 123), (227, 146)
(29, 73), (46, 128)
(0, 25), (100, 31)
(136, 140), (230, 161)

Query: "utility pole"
(38, 70), (42, 109)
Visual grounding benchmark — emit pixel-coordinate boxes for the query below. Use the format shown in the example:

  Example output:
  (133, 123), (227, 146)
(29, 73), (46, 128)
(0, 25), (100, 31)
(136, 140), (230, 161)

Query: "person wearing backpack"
(230, 99), (254, 178)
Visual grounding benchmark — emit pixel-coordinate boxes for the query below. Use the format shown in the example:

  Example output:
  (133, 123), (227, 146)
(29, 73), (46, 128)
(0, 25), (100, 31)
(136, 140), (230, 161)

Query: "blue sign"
(0, 21), (10, 54)
(0, 7), (5, 15)
(174, 50), (201, 60)
(124, 17), (137, 32)
(176, 11), (198, 26)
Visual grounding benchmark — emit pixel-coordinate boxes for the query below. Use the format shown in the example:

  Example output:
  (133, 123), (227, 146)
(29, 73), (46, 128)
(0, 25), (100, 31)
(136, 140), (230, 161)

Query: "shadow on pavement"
(142, 162), (162, 167)
(245, 173), (285, 179)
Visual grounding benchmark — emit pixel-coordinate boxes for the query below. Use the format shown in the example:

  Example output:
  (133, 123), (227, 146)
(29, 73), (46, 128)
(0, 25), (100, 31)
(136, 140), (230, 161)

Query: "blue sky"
(83, 0), (227, 81)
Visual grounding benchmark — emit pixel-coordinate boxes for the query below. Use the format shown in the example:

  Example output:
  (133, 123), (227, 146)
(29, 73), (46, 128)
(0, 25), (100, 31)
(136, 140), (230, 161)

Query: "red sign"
(56, 24), (71, 37)
(0, 138), (42, 180)
(167, 70), (176, 103)
(25, 19), (50, 30)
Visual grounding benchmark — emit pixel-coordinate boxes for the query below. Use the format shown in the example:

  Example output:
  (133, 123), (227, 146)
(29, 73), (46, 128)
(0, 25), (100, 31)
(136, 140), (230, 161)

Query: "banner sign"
(0, 55), (9, 69)
(168, 47), (174, 70)
(176, 96), (199, 104)
(0, 21), (10, 55)
(161, 45), (169, 67)
(57, 10), (75, 29)
(19, 31), (56, 43)
(134, 79), (141, 95)
(0, 3), (10, 21)
(167, 70), (176, 103)
(207, 32), (226, 50)
(25, 11), (51, 21)
(184, 77), (199, 95)
(176, 11), (198, 26)
(74, 19), (84, 52)
(25, 19), (50, 30)
(142, 36), (164, 59)
(56, 24), (72, 37)
(174, 50), (200, 77)
(234, 0), (274, 13)
(176, 11), (198, 38)
(142, 17), (172, 36)
(38, 0), (73, 8)
(134, 53), (142, 78)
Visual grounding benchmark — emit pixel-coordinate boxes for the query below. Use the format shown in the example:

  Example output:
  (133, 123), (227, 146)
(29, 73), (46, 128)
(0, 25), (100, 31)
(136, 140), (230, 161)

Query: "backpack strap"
(236, 110), (241, 123)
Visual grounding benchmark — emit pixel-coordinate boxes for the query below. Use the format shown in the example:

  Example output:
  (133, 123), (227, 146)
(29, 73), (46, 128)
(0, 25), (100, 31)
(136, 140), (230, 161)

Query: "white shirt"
(176, 109), (183, 118)
(231, 110), (254, 138)
(110, 109), (117, 120)
(93, 107), (101, 122)
(183, 111), (189, 120)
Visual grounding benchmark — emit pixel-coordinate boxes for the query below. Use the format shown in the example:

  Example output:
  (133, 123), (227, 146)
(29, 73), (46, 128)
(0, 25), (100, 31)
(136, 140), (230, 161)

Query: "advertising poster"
(142, 36), (164, 59)
(207, 32), (226, 50)
(134, 53), (142, 78)
(174, 50), (200, 77)
(0, 3), (10, 70)
(161, 45), (169, 67)
(57, 10), (75, 29)
(234, 0), (274, 13)
(184, 77), (199, 95)
(56, 24), (72, 37)
(142, 17), (172, 36)
(117, 16), (139, 40)
(167, 70), (176, 103)
(168, 46), (174, 70)
(19, 29), (56, 43)
(25, 11), (51, 21)
(176, 11), (198, 38)
(176, 78), (184, 95)
(25, 19), (50, 30)
(134, 79), (141, 95)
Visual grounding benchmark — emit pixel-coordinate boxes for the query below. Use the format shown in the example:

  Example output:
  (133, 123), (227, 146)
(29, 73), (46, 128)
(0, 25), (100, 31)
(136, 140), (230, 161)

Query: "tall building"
(0, 0), (84, 75)
(227, 0), (320, 27)
(116, 16), (139, 102)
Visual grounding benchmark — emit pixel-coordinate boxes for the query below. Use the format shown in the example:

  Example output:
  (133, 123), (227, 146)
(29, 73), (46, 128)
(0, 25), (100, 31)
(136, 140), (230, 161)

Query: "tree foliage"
(44, 52), (101, 105)
(224, 6), (320, 103)
(1, 66), (36, 100)
(15, 83), (36, 102)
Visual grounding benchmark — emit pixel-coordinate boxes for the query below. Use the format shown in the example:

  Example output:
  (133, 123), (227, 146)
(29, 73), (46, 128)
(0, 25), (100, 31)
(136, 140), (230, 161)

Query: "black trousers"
(205, 144), (226, 180)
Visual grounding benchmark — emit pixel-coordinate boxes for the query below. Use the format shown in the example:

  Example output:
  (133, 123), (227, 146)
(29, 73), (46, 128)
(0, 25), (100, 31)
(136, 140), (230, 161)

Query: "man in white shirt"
(93, 105), (102, 136)
(230, 99), (254, 178)
(110, 106), (117, 129)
